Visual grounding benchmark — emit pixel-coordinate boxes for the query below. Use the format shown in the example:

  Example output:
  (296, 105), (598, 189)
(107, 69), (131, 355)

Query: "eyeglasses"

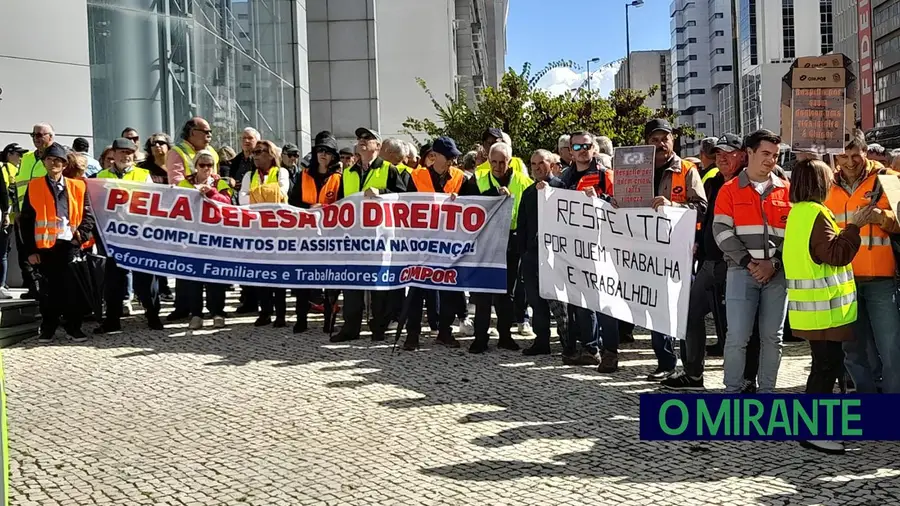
(315, 148), (331, 154)
(196, 162), (215, 169)
(193, 128), (213, 135)
(252, 149), (267, 155)
(152, 140), (168, 147)
(31, 132), (49, 138)
(125, 136), (139, 143)
(571, 143), (593, 152)
(286, 153), (301, 158)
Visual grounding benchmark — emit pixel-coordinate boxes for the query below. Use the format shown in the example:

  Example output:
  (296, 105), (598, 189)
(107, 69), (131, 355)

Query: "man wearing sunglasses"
(121, 128), (146, 164)
(167, 117), (219, 186)
(15, 123), (56, 299)
(331, 127), (407, 343)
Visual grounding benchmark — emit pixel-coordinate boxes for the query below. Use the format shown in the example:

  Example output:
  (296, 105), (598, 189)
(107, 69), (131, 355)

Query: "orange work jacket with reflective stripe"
(713, 171), (791, 263)
(669, 159), (695, 204)
(824, 160), (897, 277)
(300, 170), (341, 206)
(411, 167), (465, 193)
(28, 177), (85, 250)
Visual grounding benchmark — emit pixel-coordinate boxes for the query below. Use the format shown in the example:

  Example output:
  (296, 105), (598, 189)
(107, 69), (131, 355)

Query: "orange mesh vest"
(411, 167), (464, 193)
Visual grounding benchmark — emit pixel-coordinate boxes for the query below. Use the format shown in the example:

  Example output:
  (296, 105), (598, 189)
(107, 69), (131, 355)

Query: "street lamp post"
(625, 0), (644, 89)
(586, 57), (601, 93)
(705, 112), (717, 136)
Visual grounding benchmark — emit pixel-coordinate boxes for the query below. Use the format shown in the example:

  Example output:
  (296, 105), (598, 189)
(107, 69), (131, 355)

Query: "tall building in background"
(832, 0), (859, 83)
(484, 0), (509, 85)
(873, 0), (900, 128)
(670, 0), (734, 152)
(614, 51), (671, 110)
(737, 0), (834, 134)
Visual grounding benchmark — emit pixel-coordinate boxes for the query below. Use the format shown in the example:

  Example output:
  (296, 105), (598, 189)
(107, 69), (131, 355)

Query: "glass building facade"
(87, 0), (304, 151)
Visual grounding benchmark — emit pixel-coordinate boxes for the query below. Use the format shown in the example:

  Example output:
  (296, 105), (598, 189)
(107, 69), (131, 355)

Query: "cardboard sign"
(878, 174), (900, 228)
(780, 54), (857, 155)
(612, 145), (656, 208)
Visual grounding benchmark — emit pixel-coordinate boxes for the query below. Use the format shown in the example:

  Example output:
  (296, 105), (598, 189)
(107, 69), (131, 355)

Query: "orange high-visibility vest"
(669, 159), (696, 204)
(576, 170), (615, 196)
(300, 171), (341, 205)
(28, 177), (85, 250)
(824, 161), (896, 277)
(411, 167), (465, 193)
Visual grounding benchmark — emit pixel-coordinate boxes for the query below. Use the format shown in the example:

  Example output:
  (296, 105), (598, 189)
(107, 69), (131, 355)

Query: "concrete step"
(0, 299), (40, 329)
(0, 322), (39, 348)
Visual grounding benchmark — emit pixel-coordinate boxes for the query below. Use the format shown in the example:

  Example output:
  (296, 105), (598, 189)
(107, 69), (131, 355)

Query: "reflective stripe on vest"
(97, 167), (151, 181)
(824, 163), (896, 277)
(250, 167), (281, 191)
(342, 160), (390, 195)
(28, 177), (85, 250)
(411, 167), (464, 194)
(172, 142), (220, 177)
(783, 201), (857, 331)
(301, 171), (341, 205)
(476, 169), (533, 230)
(701, 167), (720, 184)
(669, 160), (695, 204)
(15, 152), (46, 212)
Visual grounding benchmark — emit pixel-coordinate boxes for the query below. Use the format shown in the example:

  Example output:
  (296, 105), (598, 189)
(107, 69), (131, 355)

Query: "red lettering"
(221, 206), (240, 227)
(443, 203), (462, 230)
(148, 193), (168, 218)
(392, 202), (410, 228)
(201, 201), (221, 224)
(338, 202), (354, 228)
(363, 201), (383, 227)
(445, 269), (457, 284)
(275, 209), (298, 228)
(107, 188), (129, 210)
(297, 211), (316, 229)
(259, 210), (278, 228)
(129, 190), (151, 215)
(409, 202), (429, 229)
(462, 206), (486, 233)
(170, 196), (193, 221)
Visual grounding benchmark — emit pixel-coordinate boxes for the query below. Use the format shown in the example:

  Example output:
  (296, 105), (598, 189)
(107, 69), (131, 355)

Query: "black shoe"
(68, 329), (88, 343)
(24, 290), (38, 300)
(436, 333), (461, 348)
(498, 338), (520, 351)
(37, 331), (54, 344)
(166, 310), (189, 322)
(371, 333), (386, 342)
(235, 305), (257, 315)
(147, 314), (164, 330)
(661, 372), (705, 390)
(741, 380), (758, 394)
(402, 336), (420, 351)
(254, 315), (272, 327)
(468, 340), (489, 354)
(293, 321), (308, 334)
(620, 332), (635, 344)
(323, 322), (334, 334)
(647, 368), (676, 381)
(561, 352), (581, 365)
(93, 322), (122, 335)
(330, 329), (360, 343)
(273, 317), (287, 328)
(597, 351), (619, 373)
(706, 344), (724, 357)
(522, 344), (551, 356)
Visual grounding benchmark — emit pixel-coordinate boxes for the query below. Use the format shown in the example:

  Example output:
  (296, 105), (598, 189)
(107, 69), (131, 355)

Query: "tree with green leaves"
(403, 63), (692, 158)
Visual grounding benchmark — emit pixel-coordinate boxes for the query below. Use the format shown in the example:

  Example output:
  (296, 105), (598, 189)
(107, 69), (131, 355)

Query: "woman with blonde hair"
(98, 147), (116, 173)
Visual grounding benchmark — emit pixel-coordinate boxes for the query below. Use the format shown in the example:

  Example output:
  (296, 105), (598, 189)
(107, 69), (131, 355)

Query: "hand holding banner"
(537, 187), (695, 339)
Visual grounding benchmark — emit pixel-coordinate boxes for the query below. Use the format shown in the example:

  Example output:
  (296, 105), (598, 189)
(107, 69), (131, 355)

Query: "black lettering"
(544, 233), (568, 254)
(656, 216), (673, 244)
(580, 202), (597, 229)
(556, 199), (570, 225)
(567, 265), (576, 284)
(604, 208), (623, 235)
(581, 270), (599, 290)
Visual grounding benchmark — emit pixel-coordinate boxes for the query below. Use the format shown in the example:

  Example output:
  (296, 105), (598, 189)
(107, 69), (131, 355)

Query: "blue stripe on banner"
(639, 394), (900, 440)
(107, 245), (507, 292)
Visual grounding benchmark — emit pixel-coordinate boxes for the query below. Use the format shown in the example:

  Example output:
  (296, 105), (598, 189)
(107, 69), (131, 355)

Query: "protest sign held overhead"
(86, 179), (512, 293)
(537, 187), (695, 339)
(612, 146), (656, 208)
(780, 54), (857, 154)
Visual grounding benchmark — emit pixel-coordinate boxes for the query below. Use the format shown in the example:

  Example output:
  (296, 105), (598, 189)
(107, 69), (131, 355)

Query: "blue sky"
(506, 0), (671, 94)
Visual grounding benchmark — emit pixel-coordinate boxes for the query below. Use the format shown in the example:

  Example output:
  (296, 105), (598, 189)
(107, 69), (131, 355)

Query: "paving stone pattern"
(4, 293), (899, 506)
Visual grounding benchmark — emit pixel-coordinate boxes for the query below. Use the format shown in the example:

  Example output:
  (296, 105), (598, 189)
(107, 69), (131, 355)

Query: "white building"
(669, 0), (735, 151)
(614, 50), (671, 110)
(737, 0), (834, 134)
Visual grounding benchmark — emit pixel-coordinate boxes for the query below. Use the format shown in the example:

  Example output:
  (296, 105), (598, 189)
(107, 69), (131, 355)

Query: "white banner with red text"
(537, 187), (696, 339)
(86, 179), (512, 293)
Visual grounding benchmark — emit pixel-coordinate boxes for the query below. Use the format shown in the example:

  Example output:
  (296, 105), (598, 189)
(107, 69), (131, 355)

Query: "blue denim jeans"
(843, 278), (900, 393)
(723, 267), (787, 393)
(563, 306), (599, 355)
(652, 331), (677, 370)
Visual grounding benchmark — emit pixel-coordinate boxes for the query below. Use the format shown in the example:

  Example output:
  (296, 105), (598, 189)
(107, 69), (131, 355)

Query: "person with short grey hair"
(699, 137), (719, 172)
(557, 134), (572, 166)
(595, 135), (613, 156)
(461, 150), (478, 173)
(868, 143), (887, 164)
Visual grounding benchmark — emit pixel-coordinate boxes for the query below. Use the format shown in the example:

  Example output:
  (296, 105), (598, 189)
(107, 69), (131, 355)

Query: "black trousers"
(239, 284), (259, 309)
(104, 261), (160, 323)
(295, 289), (340, 327)
(15, 224), (35, 293)
(341, 289), (393, 338)
(521, 254), (551, 346)
(36, 244), (80, 333)
(258, 287), (286, 318)
(406, 287), (463, 340)
(185, 280), (226, 318)
(684, 261), (727, 377)
(173, 278), (190, 314)
(473, 247), (518, 344)
(806, 340), (845, 394)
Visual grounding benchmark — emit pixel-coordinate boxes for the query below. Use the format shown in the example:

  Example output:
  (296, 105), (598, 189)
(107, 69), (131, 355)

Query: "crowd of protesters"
(2, 114), (899, 456)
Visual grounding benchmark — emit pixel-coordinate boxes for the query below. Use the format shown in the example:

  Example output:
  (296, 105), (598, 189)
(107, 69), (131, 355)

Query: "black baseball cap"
(482, 128), (503, 142)
(432, 137), (462, 159)
(111, 137), (138, 152)
(355, 127), (381, 141)
(72, 137), (90, 153)
(2, 143), (28, 156)
(715, 133), (743, 153)
(339, 147), (355, 156)
(282, 143), (301, 156)
(643, 119), (673, 140)
(43, 143), (68, 162)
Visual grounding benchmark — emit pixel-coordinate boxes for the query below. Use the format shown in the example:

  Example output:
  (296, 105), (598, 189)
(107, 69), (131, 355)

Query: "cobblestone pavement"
(4, 295), (899, 506)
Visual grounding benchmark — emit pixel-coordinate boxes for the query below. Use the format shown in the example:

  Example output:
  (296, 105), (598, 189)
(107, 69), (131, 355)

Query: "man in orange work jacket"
(19, 143), (95, 343)
(400, 137), (469, 351)
(827, 132), (900, 394)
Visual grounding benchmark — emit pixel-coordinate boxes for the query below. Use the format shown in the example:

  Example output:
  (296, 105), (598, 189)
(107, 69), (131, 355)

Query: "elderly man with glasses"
(166, 117), (219, 186)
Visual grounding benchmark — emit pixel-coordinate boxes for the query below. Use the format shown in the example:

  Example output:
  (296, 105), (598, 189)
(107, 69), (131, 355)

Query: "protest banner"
(612, 146), (656, 208)
(780, 54), (856, 154)
(86, 179), (512, 293)
(537, 187), (695, 338)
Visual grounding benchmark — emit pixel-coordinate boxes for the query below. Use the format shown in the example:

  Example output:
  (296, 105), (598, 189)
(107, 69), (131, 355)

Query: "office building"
(737, 0), (834, 134)
(669, 0), (735, 152)
(1, 0), (508, 155)
(873, 0), (900, 127)
(614, 51), (671, 110)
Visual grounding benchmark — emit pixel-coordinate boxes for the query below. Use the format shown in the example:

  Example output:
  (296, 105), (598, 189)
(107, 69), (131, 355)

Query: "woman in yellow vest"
(0, 144), (27, 299)
(287, 136), (341, 334)
(783, 159), (875, 455)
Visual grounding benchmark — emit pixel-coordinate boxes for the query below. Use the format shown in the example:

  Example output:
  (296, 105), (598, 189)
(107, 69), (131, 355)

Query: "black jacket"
(698, 172), (725, 263)
(517, 177), (564, 259)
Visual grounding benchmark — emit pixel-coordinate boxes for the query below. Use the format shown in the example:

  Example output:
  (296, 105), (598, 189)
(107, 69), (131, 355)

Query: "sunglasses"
(571, 143), (592, 152)
(196, 162), (215, 169)
(315, 148), (332, 154)
(252, 149), (268, 155)
(193, 128), (213, 135)
(152, 140), (168, 147)
(357, 135), (376, 141)
(125, 136), (139, 142)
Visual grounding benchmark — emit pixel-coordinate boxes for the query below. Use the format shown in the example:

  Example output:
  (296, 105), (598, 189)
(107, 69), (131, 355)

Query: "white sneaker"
(122, 304), (133, 316)
(458, 318), (475, 336)
(0, 287), (12, 300)
(213, 316), (226, 328)
(189, 316), (203, 330)
(518, 322), (534, 336)
(800, 440), (845, 455)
